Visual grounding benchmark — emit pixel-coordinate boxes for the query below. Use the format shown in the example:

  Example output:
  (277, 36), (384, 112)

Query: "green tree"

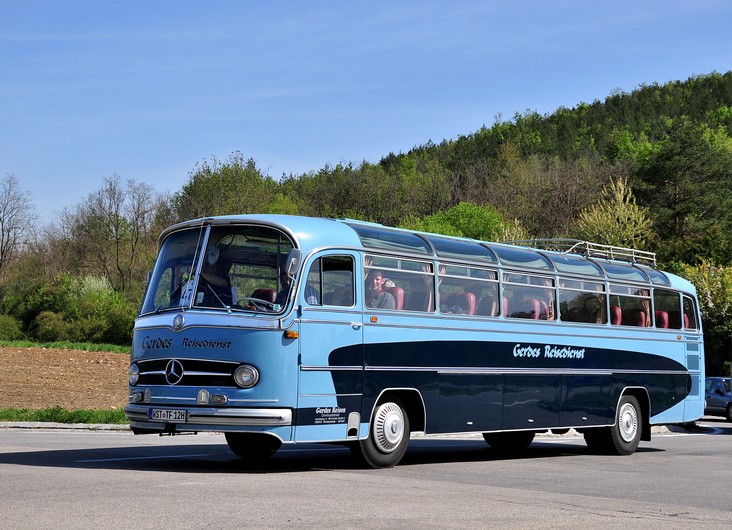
(172, 152), (278, 220)
(400, 202), (505, 241)
(680, 262), (732, 374)
(634, 118), (732, 263)
(573, 177), (654, 249)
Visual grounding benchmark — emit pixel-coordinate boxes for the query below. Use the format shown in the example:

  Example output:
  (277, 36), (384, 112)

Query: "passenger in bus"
(365, 269), (396, 309)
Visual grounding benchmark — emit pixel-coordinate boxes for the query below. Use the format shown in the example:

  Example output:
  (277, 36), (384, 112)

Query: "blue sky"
(2, 1), (732, 223)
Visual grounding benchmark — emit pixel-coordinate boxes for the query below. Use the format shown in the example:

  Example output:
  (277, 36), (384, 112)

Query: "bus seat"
(507, 298), (541, 319)
(538, 299), (550, 320)
(654, 310), (669, 328)
(610, 305), (622, 325)
(405, 289), (429, 311)
(502, 297), (509, 316)
(251, 288), (276, 303)
(476, 296), (497, 316)
(683, 313), (690, 328)
(385, 286), (404, 310)
(622, 308), (646, 327)
(323, 287), (353, 306)
(445, 292), (476, 315)
(527, 298), (541, 319)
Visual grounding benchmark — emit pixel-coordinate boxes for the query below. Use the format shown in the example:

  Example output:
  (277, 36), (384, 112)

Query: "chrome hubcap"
(618, 402), (638, 442)
(373, 402), (404, 453)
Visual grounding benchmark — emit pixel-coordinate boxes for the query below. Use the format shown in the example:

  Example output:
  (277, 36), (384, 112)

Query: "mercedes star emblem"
(164, 359), (185, 385)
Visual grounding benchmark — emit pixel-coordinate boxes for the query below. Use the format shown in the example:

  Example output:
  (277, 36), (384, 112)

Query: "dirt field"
(0, 346), (129, 410)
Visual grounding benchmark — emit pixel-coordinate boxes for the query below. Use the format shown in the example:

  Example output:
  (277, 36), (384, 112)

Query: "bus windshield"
(140, 223), (295, 314)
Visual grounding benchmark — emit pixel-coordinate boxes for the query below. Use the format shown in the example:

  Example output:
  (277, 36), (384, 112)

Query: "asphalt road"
(1, 418), (731, 529)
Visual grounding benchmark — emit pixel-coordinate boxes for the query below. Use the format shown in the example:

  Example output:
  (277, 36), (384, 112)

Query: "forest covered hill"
(2, 70), (732, 372)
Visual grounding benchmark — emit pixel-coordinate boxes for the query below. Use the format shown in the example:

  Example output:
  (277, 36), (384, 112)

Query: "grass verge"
(0, 340), (130, 354)
(0, 406), (127, 424)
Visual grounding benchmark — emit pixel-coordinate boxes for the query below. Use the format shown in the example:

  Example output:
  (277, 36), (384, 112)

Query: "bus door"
(295, 252), (363, 442)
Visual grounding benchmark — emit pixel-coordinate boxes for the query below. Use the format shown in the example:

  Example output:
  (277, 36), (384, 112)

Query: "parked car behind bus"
(705, 377), (732, 421)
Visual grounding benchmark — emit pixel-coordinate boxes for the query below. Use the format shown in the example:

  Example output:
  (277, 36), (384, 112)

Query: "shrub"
(22, 275), (136, 346)
(0, 314), (23, 340)
(32, 311), (70, 342)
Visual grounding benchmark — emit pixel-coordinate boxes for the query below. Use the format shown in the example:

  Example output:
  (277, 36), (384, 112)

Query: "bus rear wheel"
(353, 399), (410, 468)
(609, 395), (642, 455)
(225, 432), (281, 462)
(482, 431), (535, 452)
(582, 427), (611, 451)
(584, 395), (643, 455)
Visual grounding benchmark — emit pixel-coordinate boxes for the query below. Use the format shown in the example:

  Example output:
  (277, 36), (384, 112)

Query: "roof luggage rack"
(506, 238), (656, 267)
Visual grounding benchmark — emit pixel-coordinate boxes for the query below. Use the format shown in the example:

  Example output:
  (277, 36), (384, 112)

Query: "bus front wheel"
(225, 432), (281, 462)
(354, 399), (410, 468)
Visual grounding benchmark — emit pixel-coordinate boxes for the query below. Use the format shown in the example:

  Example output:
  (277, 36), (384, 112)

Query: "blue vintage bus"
(125, 215), (704, 467)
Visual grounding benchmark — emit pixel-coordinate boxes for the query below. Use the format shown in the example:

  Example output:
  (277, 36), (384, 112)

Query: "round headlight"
(129, 364), (140, 386)
(234, 364), (259, 388)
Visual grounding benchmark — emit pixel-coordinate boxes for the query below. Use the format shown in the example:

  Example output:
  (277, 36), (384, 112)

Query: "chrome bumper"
(125, 404), (292, 428)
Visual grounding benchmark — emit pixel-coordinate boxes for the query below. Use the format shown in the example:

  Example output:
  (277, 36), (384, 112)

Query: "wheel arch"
(618, 386), (651, 442)
(370, 388), (426, 432)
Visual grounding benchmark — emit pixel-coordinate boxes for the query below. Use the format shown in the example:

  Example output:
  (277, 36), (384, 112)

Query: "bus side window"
(654, 289), (681, 330)
(683, 295), (698, 330)
(319, 255), (355, 307)
(609, 286), (651, 327)
(364, 255), (434, 312)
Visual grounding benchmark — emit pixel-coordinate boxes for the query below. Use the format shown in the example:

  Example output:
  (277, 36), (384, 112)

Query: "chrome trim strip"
(138, 357), (240, 365)
(179, 371), (231, 377)
(364, 366), (689, 376)
(299, 364), (689, 376)
(148, 396), (198, 401)
(299, 318), (363, 326)
(299, 393), (362, 397)
(228, 398), (279, 404)
(358, 320), (699, 343)
(125, 404), (292, 426)
(134, 318), (282, 331)
(300, 365), (363, 371)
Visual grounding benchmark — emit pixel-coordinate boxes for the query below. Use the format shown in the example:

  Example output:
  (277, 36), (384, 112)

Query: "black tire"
(225, 432), (281, 461)
(608, 395), (642, 455)
(583, 427), (611, 451)
(482, 431), (535, 452)
(726, 404), (732, 422)
(353, 399), (410, 468)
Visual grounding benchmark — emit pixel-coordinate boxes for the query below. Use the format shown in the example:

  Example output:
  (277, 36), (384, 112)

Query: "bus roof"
(160, 215), (696, 295)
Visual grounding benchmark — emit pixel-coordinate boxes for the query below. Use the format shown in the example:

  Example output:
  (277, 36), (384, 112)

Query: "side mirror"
(716, 389), (724, 395)
(285, 249), (302, 279)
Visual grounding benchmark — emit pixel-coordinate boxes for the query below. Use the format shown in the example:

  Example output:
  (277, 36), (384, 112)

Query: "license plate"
(149, 408), (187, 423)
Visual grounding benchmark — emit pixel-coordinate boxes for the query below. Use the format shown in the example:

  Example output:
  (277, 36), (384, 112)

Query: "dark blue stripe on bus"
(316, 340), (690, 433)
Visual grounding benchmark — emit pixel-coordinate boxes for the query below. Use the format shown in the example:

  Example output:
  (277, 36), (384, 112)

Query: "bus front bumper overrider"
(124, 404), (292, 429)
